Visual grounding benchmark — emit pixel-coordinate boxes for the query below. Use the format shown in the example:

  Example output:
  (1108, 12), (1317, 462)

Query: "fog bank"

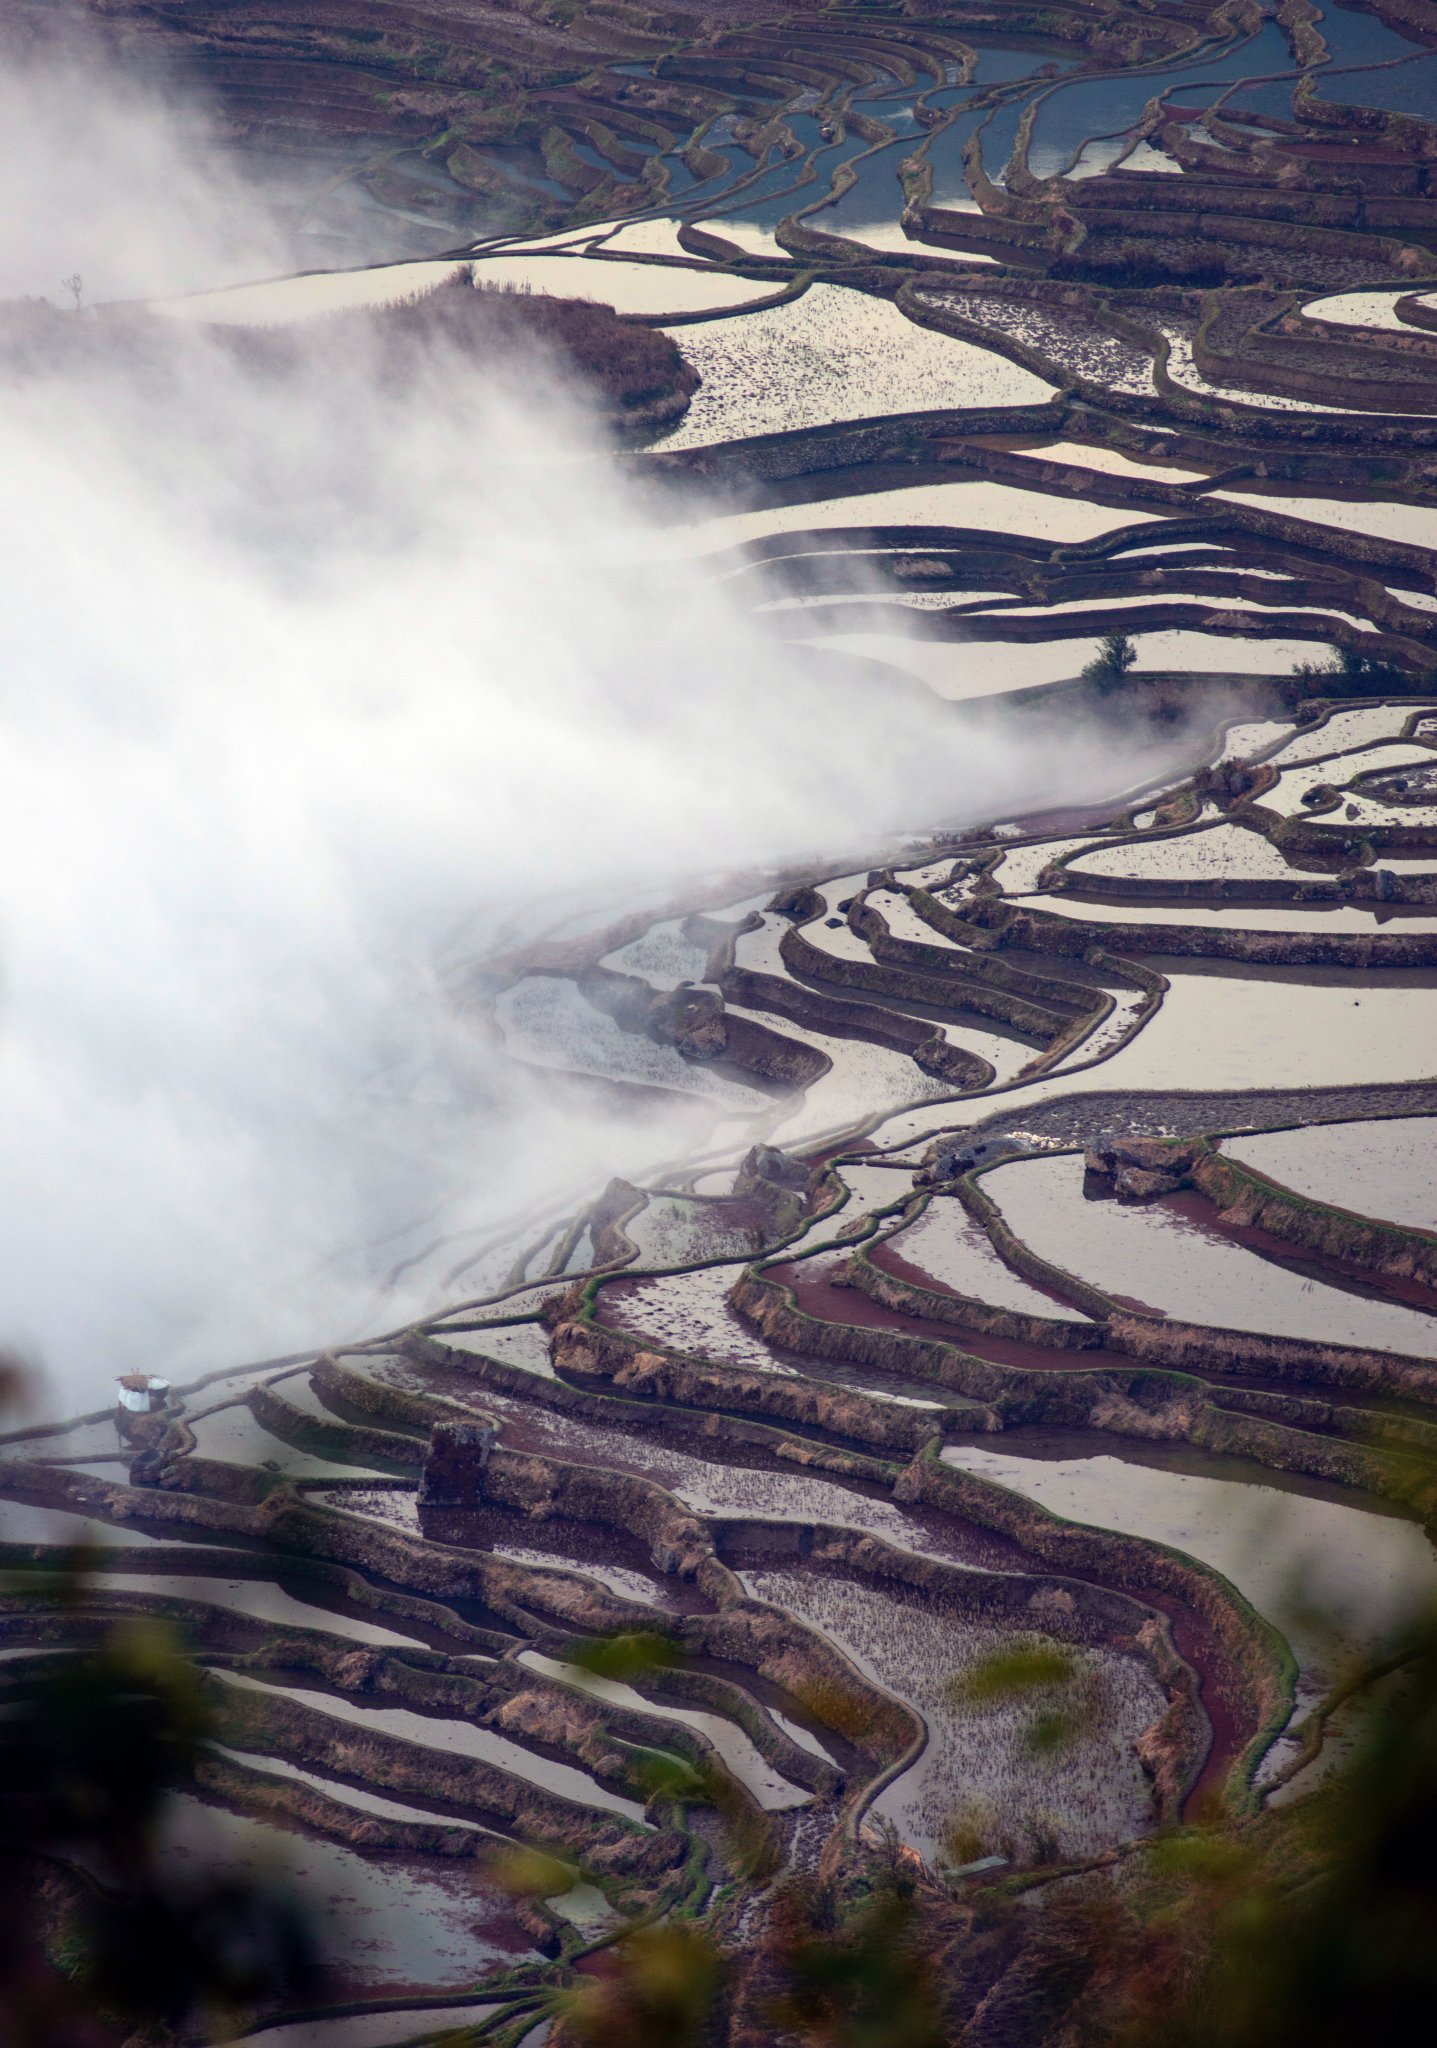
(0, 62), (1152, 1413)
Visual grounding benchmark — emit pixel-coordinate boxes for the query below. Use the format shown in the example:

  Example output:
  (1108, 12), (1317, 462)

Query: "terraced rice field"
(13, 686), (1437, 2029)
(10, 0), (1437, 2035)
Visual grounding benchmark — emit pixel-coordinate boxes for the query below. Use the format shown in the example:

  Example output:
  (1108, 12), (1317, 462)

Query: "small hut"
(115, 1374), (171, 1443)
(116, 1373), (169, 1414)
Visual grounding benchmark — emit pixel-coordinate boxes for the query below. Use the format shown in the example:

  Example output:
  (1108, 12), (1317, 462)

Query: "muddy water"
(1164, 1186), (1437, 1314)
(148, 1793), (535, 1997)
(994, 837), (1112, 894)
(765, 1240), (1134, 1378)
(743, 1566), (1162, 1864)
(1023, 894), (1437, 933)
(940, 1443), (1437, 1703)
(1306, 289), (1427, 331)
(490, 1540), (698, 1612)
(723, 1002), (958, 1136)
(152, 259), (468, 325)
(1259, 1656), (1420, 1809)
(604, 1256), (975, 1400)
(1053, 984), (1150, 1069)
(1216, 720), (1297, 762)
(1269, 705), (1417, 764)
(658, 284), (1055, 449)
(1265, 742), (1435, 815)
(100, 1571), (422, 1647)
(761, 1247), (1007, 1363)
(827, 1163), (930, 1216)
(186, 1404), (395, 1478)
(625, 1196), (758, 1270)
(669, 484), (1164, 564)
(237, 2002), (505, 2048)
(1067, 823), (1319, 885)
(1222, 1118), (1437, 1235)
(305, 1486), (424, 1535)
(155, 254), (775, 328)
(393, 1364), (1025, 1571)
(494, 977), (772, 1109)
(600, 917), (712, 989)
(0, 1498), (173, 1546)
(983, 1152), (1437, 1355)
(439, 1324), (556, 1377)
(0, 1417), (128, 1462)
(878, 1198), (1095, 1320)
(600, 1266), (800, 1373)
(212, 1743), (491, 1831)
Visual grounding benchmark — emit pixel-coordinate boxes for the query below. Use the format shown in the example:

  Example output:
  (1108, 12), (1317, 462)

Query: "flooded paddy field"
(982, 1151), (1437, 1354)
(940, 1443), (1437, 1704)
(151, 1793), (539, 1997)
(877, 1198), (1097, 1323)
(743, 1565), (1165, 1866)
(1062, 970), (1437, 1092)
(658, 285), (1056, 447)
(1220, 1118), (1437, 1236)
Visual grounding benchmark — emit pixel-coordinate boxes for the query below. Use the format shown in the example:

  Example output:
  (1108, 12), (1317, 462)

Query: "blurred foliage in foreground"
(1107, 1636), (1437, 2048)
(541, 1624), (1437, 2048)
(0, 1553), (317, 2046)
(4, 1587), (1437, 2045)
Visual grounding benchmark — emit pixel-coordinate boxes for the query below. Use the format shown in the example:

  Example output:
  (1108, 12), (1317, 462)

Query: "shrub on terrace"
(1286, 646), (1418, 699)
(1083, 632), (1140, 693)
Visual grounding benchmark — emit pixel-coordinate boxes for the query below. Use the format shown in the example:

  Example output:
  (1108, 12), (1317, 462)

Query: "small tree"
(60, 272), (82, 311)
(1289, 646), (1411, 701)
(1082, 631), (1139, 693)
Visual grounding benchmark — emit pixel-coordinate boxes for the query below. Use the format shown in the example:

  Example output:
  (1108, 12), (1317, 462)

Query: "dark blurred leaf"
(486, 1843), (579, 1900)
(770, 1883), (945, 2048)
(561, 1631), (686, 1684)
(0, 1616), (212, 1864)
(553, 1923), (721, 2048)
(0, 1579), (319, 2039)
(945, 1645), (1075, 1710)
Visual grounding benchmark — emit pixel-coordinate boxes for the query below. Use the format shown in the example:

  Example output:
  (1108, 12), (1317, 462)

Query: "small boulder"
(650, 986), (727, 1060)
(1084, 1135), (1198, 1201)
(1113, 1165), (1185, 1202)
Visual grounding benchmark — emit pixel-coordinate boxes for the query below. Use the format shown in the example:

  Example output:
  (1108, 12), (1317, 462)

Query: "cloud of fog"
(0, 47), (289, 305)
(0, 61), (1148, 1413)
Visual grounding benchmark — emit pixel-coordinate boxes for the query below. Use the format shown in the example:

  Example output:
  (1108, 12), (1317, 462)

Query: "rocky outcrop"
(1084, 1137), (1204, 1203)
